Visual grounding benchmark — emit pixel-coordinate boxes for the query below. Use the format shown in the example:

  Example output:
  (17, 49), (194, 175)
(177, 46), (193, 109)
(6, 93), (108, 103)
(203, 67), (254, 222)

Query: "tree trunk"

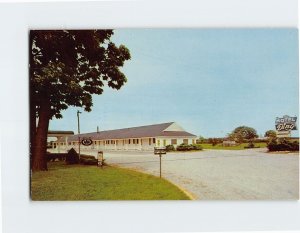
(32, 99), (51, 171)
(30, 92), (36, 168)
(29, 31), (36, 168)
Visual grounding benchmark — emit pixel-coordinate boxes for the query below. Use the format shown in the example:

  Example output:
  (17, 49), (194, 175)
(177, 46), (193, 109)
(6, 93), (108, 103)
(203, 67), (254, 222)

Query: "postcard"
(30, 29), (299, 200)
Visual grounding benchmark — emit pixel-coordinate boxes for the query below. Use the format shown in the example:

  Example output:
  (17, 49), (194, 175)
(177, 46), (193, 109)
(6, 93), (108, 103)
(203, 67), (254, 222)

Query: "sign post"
(77, 110), (82, 159)
(154, 147), (167, 178)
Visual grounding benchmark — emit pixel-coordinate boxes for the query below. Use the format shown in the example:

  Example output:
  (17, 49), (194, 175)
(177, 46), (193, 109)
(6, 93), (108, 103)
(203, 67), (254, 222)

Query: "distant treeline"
(196, 137), (268, 145)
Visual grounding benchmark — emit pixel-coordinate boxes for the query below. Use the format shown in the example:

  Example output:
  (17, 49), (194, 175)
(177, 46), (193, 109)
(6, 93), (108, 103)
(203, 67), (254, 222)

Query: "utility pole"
(77, 110), (82, 159)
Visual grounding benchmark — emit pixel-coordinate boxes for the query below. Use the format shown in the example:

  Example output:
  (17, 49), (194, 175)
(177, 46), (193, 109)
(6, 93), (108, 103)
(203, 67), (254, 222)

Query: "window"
(183, 139), (188, 145)
(129, 139), (131, 144)
(192, 139), (195, 144)
(137, 139), (139, 144)
(133, 139), (136, 144)
(153, 138), (156, 143)
(171, 139), (177, 145)
(149, 138), (151, 145)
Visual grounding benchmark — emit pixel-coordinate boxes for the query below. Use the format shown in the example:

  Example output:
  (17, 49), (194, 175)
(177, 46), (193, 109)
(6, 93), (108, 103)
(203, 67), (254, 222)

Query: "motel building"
(52, 122), (197, 152)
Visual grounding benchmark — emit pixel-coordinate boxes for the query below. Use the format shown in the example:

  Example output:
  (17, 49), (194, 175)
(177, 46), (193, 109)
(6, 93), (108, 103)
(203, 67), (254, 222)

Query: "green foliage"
(176, 143), (202, 151)
(267, 138), (299, 152)
(47, 153), (67, 162)
(244, 141), (256, 149)
(199, 142), (267, 150)
(80, 154), (96, 160)
(264, 130), (277, 138)
(192, 144), (203, 150)
(30, 30), (131, 171)
(30, 30), (131, 119)
(166, 144), (175, 152)
(248, 141), (255, 148)
(81, 158), (98, 165)
(228, 126), (258, 143)
(66, 148), (79, 164)
(197, 136), (206, 144)
(79, 154), (98, 165)
(207, 138), (225, 146)
(31, 162), (190, 200)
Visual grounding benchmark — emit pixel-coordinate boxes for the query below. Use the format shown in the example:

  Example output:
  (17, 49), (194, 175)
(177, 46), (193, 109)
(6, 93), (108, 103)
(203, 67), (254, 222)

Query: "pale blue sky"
(49, 29), (299, 137)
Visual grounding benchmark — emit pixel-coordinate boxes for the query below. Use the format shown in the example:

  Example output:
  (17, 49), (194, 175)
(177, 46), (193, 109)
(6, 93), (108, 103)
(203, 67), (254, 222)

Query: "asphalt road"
(101, 148), (299, 200)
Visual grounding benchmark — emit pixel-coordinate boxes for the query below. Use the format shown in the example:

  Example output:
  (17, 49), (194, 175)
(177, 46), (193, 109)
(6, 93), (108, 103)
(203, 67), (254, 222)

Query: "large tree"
(30, 30), (131, 171)
(228, 126), (258, 143)
(264, 130), (277, 138)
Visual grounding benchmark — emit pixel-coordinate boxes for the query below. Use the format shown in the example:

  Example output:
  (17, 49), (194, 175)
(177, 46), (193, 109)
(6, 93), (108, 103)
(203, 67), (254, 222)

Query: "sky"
(49, 29), (299, 138)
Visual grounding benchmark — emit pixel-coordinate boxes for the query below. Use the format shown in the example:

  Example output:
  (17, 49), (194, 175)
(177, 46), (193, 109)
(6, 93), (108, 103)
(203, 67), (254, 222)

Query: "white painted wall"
(156, 137), (196, 148)
(53, 135), (197, 152)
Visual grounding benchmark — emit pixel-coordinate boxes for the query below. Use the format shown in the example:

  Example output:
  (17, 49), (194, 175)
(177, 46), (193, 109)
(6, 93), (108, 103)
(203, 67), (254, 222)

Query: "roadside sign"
(81, 137), (93, 146)
(276, 131), (291, 138)
(154, 147), (167, 178)
(275, 115), (297, 131)
(154, 146), (167, 155)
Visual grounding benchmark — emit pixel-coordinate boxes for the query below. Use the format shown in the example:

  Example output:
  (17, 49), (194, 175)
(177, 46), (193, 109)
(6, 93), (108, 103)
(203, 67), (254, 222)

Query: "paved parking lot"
(102, 149), (299, 200)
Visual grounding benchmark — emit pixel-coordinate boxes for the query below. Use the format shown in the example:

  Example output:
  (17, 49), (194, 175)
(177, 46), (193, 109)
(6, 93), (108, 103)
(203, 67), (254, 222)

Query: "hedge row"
(267, 139), (299, 152)
(166, 144), (203, 152)
(64, 148), (99, 165)
(46, 153), (67, 162)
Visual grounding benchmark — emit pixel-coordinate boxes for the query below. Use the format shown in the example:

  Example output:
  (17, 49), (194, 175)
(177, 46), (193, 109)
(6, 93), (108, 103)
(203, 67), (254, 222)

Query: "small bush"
(47, 153), (67, 162)
(176, 143), (202, 151)
(248, 141), (255, 148)
(244, 141), (256, 149)
(166, 145), (175, 152)
(267, 138), (299, 152)
(79, 154), (98, 165)
(80, 154), (96, 160)
(66, 148), (79, 164)
(191, 144), (203, 150)
(81, 158), (98, 165)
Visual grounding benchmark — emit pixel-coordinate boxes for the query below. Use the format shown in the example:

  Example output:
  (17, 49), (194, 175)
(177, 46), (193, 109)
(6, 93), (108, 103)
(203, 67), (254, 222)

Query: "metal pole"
(159, 154), (162, 178)
(77, 110), (81, 159)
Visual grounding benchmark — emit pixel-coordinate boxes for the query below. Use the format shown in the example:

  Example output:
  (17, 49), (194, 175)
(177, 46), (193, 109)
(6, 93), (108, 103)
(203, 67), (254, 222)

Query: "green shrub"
(244, 141), (256, 149)
(166, 145), (175, 152)
(47, 153), (67, 162)
(176, 143), (202, 151)
(79, 154), (98, 165)
(66, 148), (79, 164)
(267, 138), (299, 152)
(191, 144), (203, 150)
(81, 158), (98, 165)
(80, 154), (96, 160)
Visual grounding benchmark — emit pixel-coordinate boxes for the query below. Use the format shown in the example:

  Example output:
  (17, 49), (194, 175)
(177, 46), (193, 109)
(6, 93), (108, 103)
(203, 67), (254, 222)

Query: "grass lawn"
(31, 162), (190, 200)
(199, 142), (267, 150)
